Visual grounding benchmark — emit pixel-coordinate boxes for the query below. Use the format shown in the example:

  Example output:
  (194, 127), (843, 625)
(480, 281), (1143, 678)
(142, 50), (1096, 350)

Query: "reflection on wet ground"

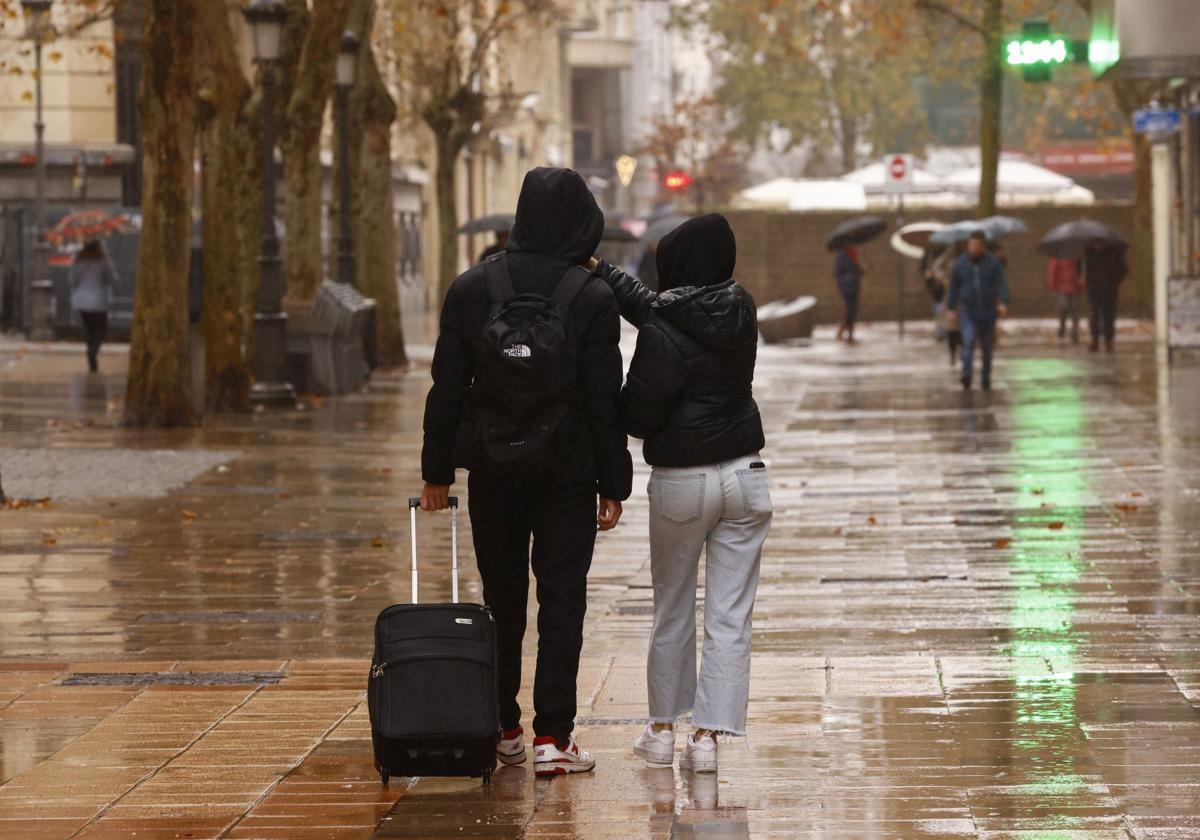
(1, 327), (1199, 838)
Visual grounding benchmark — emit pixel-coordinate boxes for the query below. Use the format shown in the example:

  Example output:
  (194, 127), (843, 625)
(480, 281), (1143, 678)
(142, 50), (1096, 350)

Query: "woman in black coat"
(590, 214), (772, 775)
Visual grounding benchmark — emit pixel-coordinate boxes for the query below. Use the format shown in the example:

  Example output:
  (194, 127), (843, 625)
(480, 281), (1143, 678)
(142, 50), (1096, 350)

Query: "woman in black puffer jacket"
(592, 213), (772, 774)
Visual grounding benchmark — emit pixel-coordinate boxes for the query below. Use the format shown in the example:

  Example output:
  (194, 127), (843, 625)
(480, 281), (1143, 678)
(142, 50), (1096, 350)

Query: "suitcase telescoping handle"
(407, 497), (459, 605)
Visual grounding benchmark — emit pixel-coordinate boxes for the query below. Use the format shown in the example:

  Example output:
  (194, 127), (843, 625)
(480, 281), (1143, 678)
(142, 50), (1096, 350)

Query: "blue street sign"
(1133, 108), (1181, 135)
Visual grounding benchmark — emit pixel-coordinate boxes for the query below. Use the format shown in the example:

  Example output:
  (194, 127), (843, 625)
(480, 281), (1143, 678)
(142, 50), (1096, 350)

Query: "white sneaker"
(533, 736), (596, 777)
(632, 723), (675, 766)
(497, 726), (526, 766)
(679, 732), (717, 774)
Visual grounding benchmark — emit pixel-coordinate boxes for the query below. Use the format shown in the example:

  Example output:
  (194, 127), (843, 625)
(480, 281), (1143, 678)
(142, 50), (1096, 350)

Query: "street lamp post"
(242, 0), (295, 407)
(23, 0), (54, 341)
(335, 30), (359, 288)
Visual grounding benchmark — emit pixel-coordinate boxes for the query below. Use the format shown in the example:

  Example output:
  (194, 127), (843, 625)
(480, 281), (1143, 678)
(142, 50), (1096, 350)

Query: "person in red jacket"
(1046, 255), (1084, 343)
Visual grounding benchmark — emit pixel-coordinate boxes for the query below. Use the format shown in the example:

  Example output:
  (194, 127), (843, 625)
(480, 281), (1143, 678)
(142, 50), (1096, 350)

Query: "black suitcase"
(368, 496), (499, 785)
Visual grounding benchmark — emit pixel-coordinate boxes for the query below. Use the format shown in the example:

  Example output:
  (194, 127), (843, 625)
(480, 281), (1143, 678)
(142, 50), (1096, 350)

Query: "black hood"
(506, 167), (604, 264)
(656, 213), (736, 292)
(653, 281), (757, 352)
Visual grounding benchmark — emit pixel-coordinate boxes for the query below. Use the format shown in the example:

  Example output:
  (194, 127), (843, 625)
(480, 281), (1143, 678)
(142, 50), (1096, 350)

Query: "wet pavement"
(1, 323), (1199, 839)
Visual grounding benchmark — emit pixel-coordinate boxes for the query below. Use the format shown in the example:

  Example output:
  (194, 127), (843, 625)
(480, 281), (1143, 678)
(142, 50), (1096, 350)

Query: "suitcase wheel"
(482, 767), (492, 786)
(380, 768), (390, 786)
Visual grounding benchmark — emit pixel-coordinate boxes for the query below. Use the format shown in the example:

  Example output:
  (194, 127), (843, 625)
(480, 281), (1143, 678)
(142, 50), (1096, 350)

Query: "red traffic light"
(663, 170), (692, 190)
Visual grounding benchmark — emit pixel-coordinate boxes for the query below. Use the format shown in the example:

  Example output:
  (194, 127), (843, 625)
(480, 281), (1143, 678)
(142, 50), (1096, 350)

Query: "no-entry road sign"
(884, 153), (914, 191)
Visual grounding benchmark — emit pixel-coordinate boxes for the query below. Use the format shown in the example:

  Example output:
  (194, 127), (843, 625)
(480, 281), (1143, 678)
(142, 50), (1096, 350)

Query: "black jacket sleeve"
(620, 323), (686, 442)
(579, 285), (633, 501)
(421, 281), (471, 486)
(597, 260), (657, 328)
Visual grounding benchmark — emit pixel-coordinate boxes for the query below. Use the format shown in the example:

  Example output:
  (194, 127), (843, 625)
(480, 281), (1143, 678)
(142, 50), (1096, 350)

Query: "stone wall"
(725, 203), (1138, 325)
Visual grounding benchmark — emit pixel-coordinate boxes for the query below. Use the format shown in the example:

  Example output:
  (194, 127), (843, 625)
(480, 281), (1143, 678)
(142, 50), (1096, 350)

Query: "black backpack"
(472, 253), (591, 475)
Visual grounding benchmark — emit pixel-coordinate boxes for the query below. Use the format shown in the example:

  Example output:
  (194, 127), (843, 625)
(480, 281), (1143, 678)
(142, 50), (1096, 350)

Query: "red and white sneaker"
(498, 726), (526, 766)
(533, 735), (595, 777)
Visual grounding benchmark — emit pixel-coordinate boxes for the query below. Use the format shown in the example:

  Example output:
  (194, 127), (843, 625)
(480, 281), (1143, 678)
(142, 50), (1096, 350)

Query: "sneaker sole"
(534, 761), (595, 777)
(632, 742), (674, 766)
(497, 751), (526, 766)
(680, 756), (717, 774)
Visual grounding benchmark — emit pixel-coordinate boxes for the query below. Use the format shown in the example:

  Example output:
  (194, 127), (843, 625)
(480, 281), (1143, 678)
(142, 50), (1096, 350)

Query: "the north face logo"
(503, 344), (531, 358)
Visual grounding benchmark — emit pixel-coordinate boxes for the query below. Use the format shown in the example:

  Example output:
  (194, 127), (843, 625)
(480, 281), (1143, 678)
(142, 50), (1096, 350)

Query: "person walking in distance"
(419, 167), (632, 778)
(834, 245), (863, 343)
(1046, 254), (1084, 343)
(591, 214), (772, 774)
(69, 239), (116, 373)
(947, 230), (1010, 391)
(1083, 241), (1127, 353)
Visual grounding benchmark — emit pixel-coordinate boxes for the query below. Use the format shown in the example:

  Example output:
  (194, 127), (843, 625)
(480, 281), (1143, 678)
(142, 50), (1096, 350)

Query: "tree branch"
(914, 0), (983, 36)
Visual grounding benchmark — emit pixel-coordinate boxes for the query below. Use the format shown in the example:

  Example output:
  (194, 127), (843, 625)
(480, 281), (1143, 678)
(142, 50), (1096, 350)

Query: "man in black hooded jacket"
(419, 167), (632, 777)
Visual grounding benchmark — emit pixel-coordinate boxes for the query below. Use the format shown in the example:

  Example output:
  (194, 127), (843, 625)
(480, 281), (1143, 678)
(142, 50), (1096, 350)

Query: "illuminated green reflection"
(1004, 363), (1088, 800)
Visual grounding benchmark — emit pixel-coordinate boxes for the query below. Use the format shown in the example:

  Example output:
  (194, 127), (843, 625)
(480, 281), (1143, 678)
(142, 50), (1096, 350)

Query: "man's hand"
(585, 256), (599, 272)
(946, 309), (958, 327)
(420, 483), (451, 512)
(996, 303), (1009, 319)
(597, 498), (622, 531)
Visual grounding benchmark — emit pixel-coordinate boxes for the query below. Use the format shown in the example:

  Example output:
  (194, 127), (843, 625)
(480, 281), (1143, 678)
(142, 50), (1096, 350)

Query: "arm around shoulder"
(596, 260), (656, 328)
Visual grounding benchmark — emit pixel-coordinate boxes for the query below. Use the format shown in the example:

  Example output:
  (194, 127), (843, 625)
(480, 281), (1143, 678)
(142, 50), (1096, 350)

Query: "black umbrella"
(458, 213), (515, 235)
(602, 224), (637, 243)
(641, 213), (690, 246)
(1039, 219), (1127, 259)
(825, 215), (887, 251)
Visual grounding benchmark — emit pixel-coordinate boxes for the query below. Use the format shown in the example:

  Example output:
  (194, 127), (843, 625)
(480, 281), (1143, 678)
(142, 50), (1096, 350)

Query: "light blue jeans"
(646, 455), (773, 735)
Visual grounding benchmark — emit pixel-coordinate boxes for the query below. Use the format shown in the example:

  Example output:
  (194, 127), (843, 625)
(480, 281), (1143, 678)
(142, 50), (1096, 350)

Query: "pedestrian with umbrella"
(947, 230), (1010, 391)
(459, 213), (516, 264)
(1084, 241), (1127, 353)
(1046, 253), (1084, 344)
(826, 216), (885, 344)
(1039, 219), (1128, 353)
(69, 239), (118, 373)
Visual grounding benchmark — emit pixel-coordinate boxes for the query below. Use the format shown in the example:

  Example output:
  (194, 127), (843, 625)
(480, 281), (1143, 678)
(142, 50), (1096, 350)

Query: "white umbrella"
(890, 221), (946, 259)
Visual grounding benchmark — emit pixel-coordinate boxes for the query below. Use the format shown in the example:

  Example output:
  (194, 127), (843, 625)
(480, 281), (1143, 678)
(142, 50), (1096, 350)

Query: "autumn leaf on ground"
(1114, 503), (1138, 513)
(41, 534), (57, 546)
(277, 492), (291, 500)
(1047, 521), (1065, 530)
(93, 517), (112, 527)
(34, 497), (51, 509)
(993, 538), (1011, 549)
(1131, 491), (1143, 497)
(1031, 488), (1045, 495)
(371, 536), (386, 548)
(866, 515), (877, 525)
(181, 510), (198, 521)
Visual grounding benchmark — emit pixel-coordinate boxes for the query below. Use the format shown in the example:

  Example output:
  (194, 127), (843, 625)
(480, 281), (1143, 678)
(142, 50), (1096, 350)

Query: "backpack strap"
(483, 252), (515, 306)
(549, 264), (592, 312)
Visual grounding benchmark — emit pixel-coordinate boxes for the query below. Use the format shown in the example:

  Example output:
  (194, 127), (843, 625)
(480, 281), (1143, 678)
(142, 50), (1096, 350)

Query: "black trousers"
(467, 471), (597, 742)
(1089, 292), (1118, 347)
(79, 311), (107, 370)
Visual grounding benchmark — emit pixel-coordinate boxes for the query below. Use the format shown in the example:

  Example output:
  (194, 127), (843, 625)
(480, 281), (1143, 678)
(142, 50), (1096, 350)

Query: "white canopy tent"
(843, 161), (945, 192)
(941, 159), (1096, 206)
(734, 178), (867, 211)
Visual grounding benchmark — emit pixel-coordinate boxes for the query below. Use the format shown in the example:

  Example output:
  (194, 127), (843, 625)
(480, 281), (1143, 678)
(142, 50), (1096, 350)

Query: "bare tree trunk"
(235, 96), (263, 370)
(434, 131), (460, 302)
(279, 0), (353, 301)
(334, 0), (406, 366)
(357, 45), (407, 364)
(1114, 80), (1156, 317)
(839, 112), (858, 173)
(976, 0), (1003, 218)
(125, 0), (197, 428)
(195, 0), (253, 412)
